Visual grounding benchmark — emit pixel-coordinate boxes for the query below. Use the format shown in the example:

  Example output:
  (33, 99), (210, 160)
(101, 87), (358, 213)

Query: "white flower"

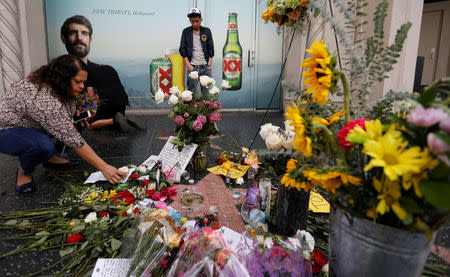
(210, 78), (216, 86)
(235, 177), (244, 185)
(169, 86), (181, 96)
(181, 90), (193, 101)
(188, 71), (199, 80)
(322, 263), (329, 273)
(118, 166), (129, 175)
(282, 130), (296, 149)
(256, 235), (264, 245)
(298, 230), (315, 252)
(259, 123), (279, 140)
(284, 120), (294, 131)
(264, 237), (273, 249)
(200, 75), (211, 87)
(168, 94), (179, 105)
(136, 165), (147, 175)
(126, 204), (135, 215)
(155, 89), (165, 104)
(209, 86), (220, 95)
(303, 250), (311, 260)
(221, 80), (231, 90)
(84, 212), (97, 223)
(265, 132), (283, 150)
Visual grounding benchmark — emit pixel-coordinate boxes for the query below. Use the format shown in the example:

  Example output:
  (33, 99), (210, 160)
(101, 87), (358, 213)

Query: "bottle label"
(223, 52), (241, 79)
(228, 23), (238, 30)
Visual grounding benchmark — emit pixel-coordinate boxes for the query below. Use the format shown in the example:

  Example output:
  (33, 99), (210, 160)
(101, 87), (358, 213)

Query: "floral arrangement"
(262, 0), (310, 30)
(155, 74), (224, 152)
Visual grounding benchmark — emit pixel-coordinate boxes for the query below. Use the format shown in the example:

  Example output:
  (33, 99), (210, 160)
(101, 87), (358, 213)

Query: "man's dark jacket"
(179, 26), (214, 63)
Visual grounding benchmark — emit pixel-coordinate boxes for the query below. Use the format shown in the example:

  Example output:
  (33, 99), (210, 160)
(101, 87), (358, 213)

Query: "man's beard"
(65, 39), (90, 58)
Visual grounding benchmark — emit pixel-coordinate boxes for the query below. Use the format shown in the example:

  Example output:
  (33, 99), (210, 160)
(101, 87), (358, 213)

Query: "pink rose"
(194, 104), (198, 108)
(213, 102), (222, 109)
(192, 119), (204, 131)
(209, 113), (221, 123)
(427, 133), (450, 166)
(197, 115), (207, 124)
(174, 116), (185, 125)
(439, 114), (450, 133)
(407, 105), (448, 128)
(183, 112), (189, 118)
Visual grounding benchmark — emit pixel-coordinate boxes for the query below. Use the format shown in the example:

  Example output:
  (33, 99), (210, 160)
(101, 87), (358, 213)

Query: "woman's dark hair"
(28, 55), (87, 99)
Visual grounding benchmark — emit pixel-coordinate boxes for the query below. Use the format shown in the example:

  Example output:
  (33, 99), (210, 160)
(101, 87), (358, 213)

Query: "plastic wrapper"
(121, 209), (181, 277)
(167, 227), (250, 277)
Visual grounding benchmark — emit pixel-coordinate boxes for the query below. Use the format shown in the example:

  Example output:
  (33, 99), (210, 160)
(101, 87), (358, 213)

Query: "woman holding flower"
(0, 55), (126, 193)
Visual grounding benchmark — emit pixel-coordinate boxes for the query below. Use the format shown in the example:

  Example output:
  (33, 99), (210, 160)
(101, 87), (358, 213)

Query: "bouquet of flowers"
(155, 74), (224, 152)
(262, 0), (310, 29)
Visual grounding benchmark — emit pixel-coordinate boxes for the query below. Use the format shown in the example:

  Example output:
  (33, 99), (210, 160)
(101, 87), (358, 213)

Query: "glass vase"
(191, 147), (207, 171)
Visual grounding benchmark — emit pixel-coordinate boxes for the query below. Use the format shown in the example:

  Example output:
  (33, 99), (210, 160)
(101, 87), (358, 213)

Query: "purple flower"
(175, 116), (185, 125)
(183, 112), (189, 118)
(197, 115), (207, 124)
(208, 113), (221, 123)
(427, 133), (450, 166)
(407, 105), (448, 128)
(192, 119), (204, 131)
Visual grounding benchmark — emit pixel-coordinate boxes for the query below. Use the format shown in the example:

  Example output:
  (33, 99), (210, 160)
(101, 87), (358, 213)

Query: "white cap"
(187, 8), (201, 17)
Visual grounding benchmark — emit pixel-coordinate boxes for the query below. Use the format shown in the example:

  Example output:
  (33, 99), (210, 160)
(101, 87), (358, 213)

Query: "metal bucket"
(329, 207), (433, 277)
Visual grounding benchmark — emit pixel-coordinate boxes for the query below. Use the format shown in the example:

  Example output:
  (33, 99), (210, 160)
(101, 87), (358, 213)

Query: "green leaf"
(418, 86), (437, 106)
(111, 238), (123, 251)
(4, 219), (17, 226)
(72, 224), (85, 233)
(429, 162), (450, 180)
(59, 246), (76, 257)
(80, 240), (89, 250)
(35, 231), (50, 237)
(419, 180), (450, 209)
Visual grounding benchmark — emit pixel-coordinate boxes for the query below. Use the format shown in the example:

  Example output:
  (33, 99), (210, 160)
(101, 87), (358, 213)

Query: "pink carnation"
(337, 119), (370, 150)
(427, 133), (450, 166)
(193, 119), (204, 131)
(183, 112), (189, 118)
(213, 102), (222, 109)
(407, 105), (448, 128)
(439, 114), (450, 133)
(209, 113), (221, 123)
(174, 116), (185, 125)
(197, 115), (207, 124)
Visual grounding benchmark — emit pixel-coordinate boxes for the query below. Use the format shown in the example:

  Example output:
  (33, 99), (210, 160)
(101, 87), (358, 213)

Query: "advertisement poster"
(45, 0), (283, 109)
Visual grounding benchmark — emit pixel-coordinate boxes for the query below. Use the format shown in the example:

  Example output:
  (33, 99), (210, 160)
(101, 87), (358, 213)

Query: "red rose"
(129, 174), (140, 179)
(146, 189), (155, 198)
(66, 233), (85, 243)
(99, 211), (111, 218)
(312, 264), (321, 273)
(160, 187), (168, 197)
(133, 207), (141, 215)
(123, 196), (135, 206)
(312, 249), (327, 267)
(152, 191), (161, 201)
(168, 187), (177, 198)
(336, 119), (370, 150)
(142, 180), (150, 187)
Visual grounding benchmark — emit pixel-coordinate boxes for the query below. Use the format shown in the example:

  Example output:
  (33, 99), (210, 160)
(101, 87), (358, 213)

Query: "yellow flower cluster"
(285, 102), (312, 157)
(101, 189), (118, 201)
(312, 110), (346, 127)
(302, 169), (361, 193)
(301, 40), (334, 105)
(281, 159), (312, 191)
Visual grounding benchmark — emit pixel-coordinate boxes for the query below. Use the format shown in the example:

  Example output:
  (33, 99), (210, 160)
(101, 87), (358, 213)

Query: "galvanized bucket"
(329, 207), (433, 277)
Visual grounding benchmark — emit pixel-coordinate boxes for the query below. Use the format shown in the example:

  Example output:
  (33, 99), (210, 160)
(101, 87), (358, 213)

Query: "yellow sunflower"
(302, 169), (360, 193)
(281, 173), (312, 191)
(301, 40), (333, 105)
(373, 177), (407, 220)
(363, 126), (431, 181)
(312, 110), (346, 127)
(285, 103), (312, 157)
(286, 158), (298, 171)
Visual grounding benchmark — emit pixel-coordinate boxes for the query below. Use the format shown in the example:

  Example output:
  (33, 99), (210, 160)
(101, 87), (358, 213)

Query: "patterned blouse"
(0, 79), (86, 149)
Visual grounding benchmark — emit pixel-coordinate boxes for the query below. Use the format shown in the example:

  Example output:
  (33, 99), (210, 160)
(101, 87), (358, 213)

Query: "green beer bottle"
(223, 13), (242, 90)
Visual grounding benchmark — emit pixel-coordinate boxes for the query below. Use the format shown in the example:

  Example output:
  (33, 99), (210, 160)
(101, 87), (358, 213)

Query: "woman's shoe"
(16, 181), (36, 193)
(42, 160), (80, 170)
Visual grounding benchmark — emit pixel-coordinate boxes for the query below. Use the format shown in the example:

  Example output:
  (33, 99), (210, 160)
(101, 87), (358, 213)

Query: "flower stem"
(338, 71), (351, 123)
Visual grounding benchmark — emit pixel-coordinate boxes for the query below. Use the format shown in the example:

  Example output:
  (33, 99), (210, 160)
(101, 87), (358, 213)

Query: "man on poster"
(60, 15), (139, 132)
(179, 8), (214, 96)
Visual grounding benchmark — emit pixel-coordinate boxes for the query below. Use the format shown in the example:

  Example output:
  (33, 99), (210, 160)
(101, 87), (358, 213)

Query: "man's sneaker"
(113, 113), (134, 132)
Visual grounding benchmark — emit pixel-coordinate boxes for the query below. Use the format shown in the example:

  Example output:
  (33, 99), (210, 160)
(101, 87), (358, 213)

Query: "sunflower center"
(383, 154), (398, 165)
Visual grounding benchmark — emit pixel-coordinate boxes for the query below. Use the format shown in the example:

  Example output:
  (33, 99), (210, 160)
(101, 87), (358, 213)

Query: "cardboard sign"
(308, 191), (330, 213)
(207, 162), (250, 179)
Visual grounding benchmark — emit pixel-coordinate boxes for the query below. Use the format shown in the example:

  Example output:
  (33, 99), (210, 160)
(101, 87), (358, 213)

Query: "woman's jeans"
(0, 128), (56, 176)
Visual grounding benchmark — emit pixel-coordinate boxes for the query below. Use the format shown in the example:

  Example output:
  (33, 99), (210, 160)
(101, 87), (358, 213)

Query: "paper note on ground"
(92, 258), (131, 277)
(207, 163), (250, 179)
(84, 168), (135, 184)
(308, 191), (330, 213)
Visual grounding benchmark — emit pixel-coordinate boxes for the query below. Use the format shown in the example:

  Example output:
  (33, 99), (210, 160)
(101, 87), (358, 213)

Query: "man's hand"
(187, 63), (194, 71)
(101, 164), (127, 184)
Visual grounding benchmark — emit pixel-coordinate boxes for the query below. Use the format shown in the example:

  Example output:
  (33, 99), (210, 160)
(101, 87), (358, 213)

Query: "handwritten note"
(207, 163), (250, 179)
(92, 258), (131, 277)
(308, 191), (330, 213)
(141, 136), (197, 183)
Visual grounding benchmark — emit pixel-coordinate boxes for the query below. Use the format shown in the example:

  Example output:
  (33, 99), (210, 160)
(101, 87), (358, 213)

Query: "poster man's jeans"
(0, 128), (56, 176)
(187, 65), (212, 98)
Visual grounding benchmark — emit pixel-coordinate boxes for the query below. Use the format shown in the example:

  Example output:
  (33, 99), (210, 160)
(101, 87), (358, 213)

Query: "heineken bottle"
(223, 13), (242, 90)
